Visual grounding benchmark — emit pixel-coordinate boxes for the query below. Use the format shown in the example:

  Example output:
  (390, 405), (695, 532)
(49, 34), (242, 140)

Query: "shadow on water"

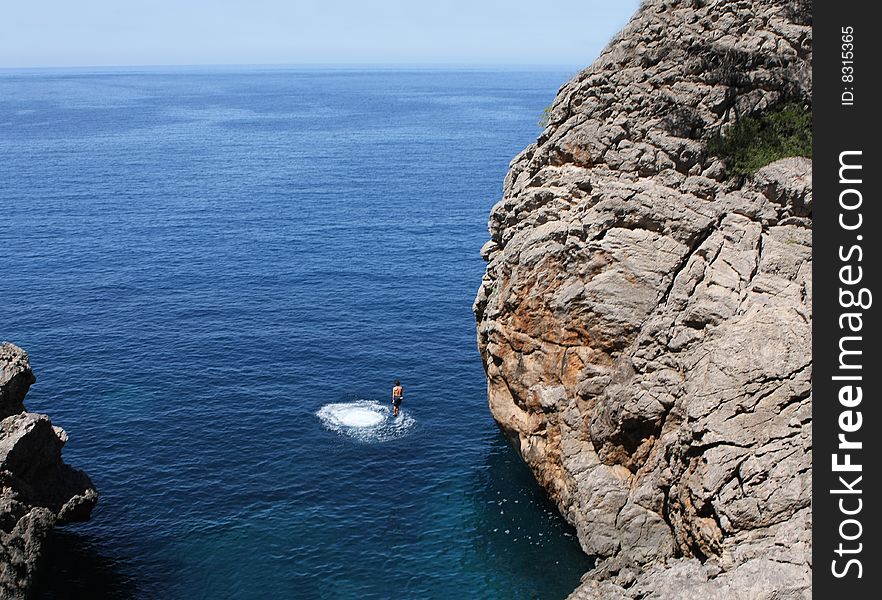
(32, 529), (137, 600)
(467, 432), (596, 600)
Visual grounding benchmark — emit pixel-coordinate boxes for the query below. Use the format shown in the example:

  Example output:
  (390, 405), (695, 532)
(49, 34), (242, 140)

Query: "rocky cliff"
(0, 342), (98, 598)
(474, 1), (812, 598)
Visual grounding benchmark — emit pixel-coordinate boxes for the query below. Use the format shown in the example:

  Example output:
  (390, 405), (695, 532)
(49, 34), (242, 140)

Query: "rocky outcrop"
(0, 345), (36, 421)
(1, 343), (98, 599)
(474, 1), (811, 598)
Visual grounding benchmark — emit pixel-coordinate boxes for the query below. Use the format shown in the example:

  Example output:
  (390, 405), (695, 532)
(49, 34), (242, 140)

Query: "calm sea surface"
(1, 68), (593, 599)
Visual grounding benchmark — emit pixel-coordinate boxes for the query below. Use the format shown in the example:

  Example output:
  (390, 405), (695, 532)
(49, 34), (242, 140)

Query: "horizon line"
(0, 61), (588, 73)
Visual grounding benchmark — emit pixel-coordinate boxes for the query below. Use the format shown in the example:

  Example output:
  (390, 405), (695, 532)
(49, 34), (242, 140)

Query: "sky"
(0, 0), (641, 69)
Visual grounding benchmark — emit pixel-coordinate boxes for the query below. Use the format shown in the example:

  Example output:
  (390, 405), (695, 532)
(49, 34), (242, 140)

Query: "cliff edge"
(474, 1), (811, 597)
(0, 342), (98, 599)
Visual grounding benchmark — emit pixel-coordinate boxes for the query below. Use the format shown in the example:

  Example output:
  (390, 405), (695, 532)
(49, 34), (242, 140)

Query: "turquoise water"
(2, 68), (593, 599)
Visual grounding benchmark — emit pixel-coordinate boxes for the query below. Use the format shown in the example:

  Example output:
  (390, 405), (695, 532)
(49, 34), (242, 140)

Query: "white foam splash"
(316, 400), (414, 442)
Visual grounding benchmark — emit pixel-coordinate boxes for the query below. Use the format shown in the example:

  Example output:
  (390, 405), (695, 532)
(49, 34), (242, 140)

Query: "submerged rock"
(474, 1), (811, 598)
(0, 342), (98, 599)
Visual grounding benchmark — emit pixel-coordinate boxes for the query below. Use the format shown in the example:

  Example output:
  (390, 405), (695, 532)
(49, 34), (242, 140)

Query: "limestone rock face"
(474, 1), (812, 597)
(0, 343), (98, 599)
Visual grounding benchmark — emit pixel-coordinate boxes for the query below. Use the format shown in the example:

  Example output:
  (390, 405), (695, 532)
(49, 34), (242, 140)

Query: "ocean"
(1, 68), (594, 599)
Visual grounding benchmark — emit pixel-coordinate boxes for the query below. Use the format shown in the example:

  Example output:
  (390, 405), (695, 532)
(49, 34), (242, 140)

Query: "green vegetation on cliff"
(708, 101), (812, 177)
(538, 104), (552, 128)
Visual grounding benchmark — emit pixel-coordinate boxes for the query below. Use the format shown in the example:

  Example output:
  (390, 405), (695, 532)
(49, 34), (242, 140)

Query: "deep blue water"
(1, 68), (593, 599)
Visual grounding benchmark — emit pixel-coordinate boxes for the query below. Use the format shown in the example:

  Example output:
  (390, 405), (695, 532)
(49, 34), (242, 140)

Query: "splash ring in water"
(316, 400), (414, 442)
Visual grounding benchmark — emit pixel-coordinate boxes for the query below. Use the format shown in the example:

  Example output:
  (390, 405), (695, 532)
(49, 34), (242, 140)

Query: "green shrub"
(538, 104), (553, 128)
(707, 102), (812, 177)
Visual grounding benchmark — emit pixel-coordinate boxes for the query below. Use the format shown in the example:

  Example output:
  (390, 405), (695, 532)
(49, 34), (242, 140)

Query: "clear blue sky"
(0, 0), (641, 68)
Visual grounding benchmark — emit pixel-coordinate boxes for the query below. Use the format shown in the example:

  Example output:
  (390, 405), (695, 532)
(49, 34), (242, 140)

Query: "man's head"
(394, 379), (400, 386)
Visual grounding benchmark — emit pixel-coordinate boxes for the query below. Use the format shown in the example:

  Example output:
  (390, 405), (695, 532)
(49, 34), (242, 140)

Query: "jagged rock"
(0, 343), (98, 599)
(0, 344), (36, 420)
(474, 1), (811, 598)
(751, 156), (812, 218)
(0, 506), (56, 600)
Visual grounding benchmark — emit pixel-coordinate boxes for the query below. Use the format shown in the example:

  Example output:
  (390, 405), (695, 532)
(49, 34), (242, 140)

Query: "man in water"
(391, 379), (403, 417)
